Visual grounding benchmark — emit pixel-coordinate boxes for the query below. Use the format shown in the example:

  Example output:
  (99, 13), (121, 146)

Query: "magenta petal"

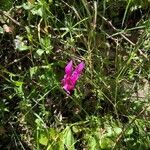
(62, 74), (75, 93)
(71, 61), (85, 84)
(62, 61), (85, 94)
(74, 62), (85, 74)
(71, 73), (79, 84)
(65, 60), (73, 75)
(63, 83), (75, 94)
(63, 84), (71, 94)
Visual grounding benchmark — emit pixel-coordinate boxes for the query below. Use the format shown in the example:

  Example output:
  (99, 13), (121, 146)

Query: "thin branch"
(7, 53), (31, 66)
(99, 15), (147, 58)
(0, 10), (22, 27)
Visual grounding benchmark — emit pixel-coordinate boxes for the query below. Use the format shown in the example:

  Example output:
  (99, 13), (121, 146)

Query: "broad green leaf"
(87, 135), (97, 150)
(100, 137), (114, 149)
(36, 49), (44, 56)
(114, 127), (122, 135)
(39, 133), (48, 146)
(49, 128), (58, 139)
(63, 126), (75, 150)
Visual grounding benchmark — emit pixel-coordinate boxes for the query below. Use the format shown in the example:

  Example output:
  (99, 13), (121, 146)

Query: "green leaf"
(22, 3), (33, 10)
(30, 67), (38, 78)
(18, 45), (30, 51)
(100, 137), (114, 149)
(40, 36), (53, 54)
(31, 7), (43, 17)
(114, 127), (122, 135)
(87, 135), (97, 150)
(36, 49), (44, 56)
(39, 133), (48, 146)
(14, 36), (30, 51)
(106, 126), (122, 137)
(0, 26), (4, 34)
(63, 126), (75, 150)
(14, 81), (24, 87)
(106, 127), (114, 137)
(126, 128), (133, 135)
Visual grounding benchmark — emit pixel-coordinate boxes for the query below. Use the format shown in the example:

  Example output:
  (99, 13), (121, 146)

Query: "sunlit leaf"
(62, 126), (75, 150)
(39, 133), (48, 146)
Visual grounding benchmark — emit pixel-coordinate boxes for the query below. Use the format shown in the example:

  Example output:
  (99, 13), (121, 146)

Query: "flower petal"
(63, 83), (74, 94)
(62, 61), (85, 94)
(74, 61), (85, 74)
(65, 60), (73, 75)
(71, 61), (85, 84)
(62, 74), (75, 93)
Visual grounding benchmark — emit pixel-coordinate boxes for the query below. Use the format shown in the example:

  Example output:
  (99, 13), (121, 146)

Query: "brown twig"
(0, 10), (22, 27)
(99, 15), (147, 58)
(7, 53), (31, 66)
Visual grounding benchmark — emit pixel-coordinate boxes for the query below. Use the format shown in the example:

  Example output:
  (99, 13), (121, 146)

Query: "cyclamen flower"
(62, 60), (85, 94)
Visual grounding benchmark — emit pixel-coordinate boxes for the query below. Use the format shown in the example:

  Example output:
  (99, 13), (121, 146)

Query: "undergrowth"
(0, 0), (150, 149)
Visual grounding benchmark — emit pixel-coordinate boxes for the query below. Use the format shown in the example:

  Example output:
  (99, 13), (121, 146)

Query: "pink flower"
(62, 60), (85, 94)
